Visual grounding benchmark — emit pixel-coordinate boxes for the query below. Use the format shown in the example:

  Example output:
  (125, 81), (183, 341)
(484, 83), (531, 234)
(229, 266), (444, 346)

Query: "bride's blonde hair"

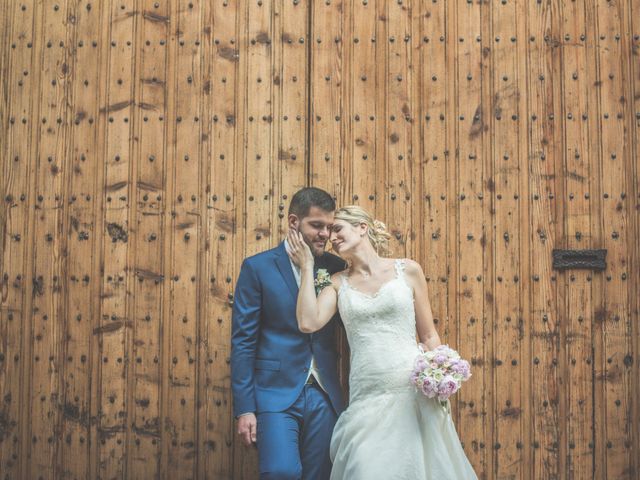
(334, 205), (392, 257)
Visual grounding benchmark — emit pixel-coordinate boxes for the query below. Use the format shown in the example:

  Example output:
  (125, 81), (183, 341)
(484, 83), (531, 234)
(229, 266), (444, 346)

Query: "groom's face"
(290, 206), (334, 257)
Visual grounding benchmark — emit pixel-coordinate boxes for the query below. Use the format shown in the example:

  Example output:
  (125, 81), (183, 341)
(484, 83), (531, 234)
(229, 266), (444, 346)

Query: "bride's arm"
(297, 277), (338, 333)
(285, 230), (338, 333)
(405, 259), (442, 351)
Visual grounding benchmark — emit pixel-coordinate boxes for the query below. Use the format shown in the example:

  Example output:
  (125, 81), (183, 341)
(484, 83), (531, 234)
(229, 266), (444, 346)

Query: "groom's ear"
(288, 213), (300, 231)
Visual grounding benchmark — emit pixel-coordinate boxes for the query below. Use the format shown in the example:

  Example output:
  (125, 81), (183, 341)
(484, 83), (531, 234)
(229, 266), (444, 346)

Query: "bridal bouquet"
(410, 344), (471, 411)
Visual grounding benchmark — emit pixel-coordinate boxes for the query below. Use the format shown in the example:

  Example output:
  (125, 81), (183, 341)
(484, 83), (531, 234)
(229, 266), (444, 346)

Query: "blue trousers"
(257, 384), (337, 480)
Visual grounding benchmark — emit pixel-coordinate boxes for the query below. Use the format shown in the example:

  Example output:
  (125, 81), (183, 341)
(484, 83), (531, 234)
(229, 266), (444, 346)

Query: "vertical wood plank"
(59, 1), (104, 478)
(409, 0), (424, 305)
(309, 0), (344, 199)
(627, 0), (640, 476)
(491, 0), (524, 476)
(585, 1), (607, 475)
(561, 0), (596, 477)
(350, 0), (376, 214)
(164, 1), (201, 477)
(198, 1), (216, 477)
(385, 0), (412, 257)
(272, 0), (307, 241)
(231, 0), (270, 476)
(242, 0), (273, 259)
(27, 1), (73, 477)
(549, 1), (571, 475)
(593, 0), (634, 477)
(199, 0), (241, 478)
(17, 1), (42, 475)
(96, 2), (137, 477)
(514, 2), (534, 476)
(407, 2), (424, 312)
(454, 0), (488, 473)
(373, 0), (387, 224)
(0, 2), (34, 478)
(88, 3), (112, 478)
(479, 1), (497, 476)
(127, 1), (170, 477)
(526, 0), (564, 478)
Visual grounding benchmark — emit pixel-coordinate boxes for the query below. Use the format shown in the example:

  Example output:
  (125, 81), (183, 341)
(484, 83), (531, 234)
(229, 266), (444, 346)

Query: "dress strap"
(338, 272), (350, 293)
(394, 258), (406, 278)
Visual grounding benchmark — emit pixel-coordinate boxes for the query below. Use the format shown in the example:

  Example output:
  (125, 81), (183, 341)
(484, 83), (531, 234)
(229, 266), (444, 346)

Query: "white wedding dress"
(330, 259), (478, 480)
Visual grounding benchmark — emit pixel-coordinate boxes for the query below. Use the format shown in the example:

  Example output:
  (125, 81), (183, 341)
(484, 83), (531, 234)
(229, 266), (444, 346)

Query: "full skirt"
(330, 391), (478, 480)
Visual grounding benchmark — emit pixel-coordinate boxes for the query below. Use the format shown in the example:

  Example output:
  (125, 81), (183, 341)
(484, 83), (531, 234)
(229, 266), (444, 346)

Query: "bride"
(285, 205), (478, 480)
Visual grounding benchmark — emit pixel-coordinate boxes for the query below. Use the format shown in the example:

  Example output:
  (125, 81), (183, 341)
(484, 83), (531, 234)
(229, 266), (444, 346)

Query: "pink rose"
(437, 375), (459, 401)
(421, 377), (438, 398)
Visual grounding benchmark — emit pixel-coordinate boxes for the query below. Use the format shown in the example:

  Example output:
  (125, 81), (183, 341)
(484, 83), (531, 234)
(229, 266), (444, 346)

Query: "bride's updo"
(334, 205), (392, 257)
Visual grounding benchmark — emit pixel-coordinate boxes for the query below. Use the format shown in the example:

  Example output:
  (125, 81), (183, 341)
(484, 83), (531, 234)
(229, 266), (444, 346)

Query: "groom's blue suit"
(231, 241), (347, 479)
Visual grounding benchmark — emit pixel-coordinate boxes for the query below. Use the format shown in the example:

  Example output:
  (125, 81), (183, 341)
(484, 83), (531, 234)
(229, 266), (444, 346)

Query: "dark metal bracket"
(552, 249), (607, 270)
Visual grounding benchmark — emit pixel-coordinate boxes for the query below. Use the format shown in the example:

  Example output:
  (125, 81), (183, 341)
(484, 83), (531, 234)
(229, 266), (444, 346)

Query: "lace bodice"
(337, 259), (420, 402)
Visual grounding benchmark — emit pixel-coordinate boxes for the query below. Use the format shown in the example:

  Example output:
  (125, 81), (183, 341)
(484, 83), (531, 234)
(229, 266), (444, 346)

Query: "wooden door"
(1, 1), (638, 478)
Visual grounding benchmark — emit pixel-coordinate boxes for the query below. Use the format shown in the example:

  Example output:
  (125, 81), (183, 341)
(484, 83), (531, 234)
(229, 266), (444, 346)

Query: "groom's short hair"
(289, 187), (336, 218)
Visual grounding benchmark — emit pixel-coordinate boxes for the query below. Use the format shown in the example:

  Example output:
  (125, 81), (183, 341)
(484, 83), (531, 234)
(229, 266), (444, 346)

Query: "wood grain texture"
(1, 1), (638, 479)
(526, 2), (563, 478)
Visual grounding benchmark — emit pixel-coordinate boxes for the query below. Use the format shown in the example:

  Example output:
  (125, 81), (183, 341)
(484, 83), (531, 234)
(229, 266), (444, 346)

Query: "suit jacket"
(231, 241), (347, 417)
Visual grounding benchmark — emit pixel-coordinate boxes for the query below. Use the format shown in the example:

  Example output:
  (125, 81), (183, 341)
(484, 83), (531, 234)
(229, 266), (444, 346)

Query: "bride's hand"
(286, 229), (314, 270)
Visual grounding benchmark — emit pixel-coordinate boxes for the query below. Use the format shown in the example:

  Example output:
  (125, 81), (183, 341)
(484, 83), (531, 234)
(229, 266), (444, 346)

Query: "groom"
(231, 187), (347, 479)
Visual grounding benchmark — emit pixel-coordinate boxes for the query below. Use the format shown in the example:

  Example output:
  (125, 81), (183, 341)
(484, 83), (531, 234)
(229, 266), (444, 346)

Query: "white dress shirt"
(284, 239), (327, 392)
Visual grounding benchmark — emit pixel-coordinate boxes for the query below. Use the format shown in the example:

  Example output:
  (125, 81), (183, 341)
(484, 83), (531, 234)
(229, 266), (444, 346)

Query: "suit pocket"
(255, 358), (281, 371)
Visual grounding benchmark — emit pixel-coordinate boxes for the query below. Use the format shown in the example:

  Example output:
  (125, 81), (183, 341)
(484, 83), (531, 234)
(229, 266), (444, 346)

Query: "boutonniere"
(314, 268), (332, 295)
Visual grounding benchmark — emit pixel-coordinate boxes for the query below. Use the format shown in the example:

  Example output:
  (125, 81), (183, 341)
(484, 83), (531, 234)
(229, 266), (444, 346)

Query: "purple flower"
(421, 377), (438, 398)
(433, 353), (448, 365)
(415, 357), (428, 371)
(437, 375), (459, 401)
(451, 359), (471, 380)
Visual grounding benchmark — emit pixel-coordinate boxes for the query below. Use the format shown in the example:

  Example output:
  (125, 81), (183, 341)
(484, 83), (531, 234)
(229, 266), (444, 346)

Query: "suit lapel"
(275, 242), (299, 299)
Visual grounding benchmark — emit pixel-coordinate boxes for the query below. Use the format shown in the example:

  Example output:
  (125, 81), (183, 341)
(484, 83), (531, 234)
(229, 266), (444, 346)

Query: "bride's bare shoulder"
(399, 258), (425, 276)
(330, 270), (347, 290)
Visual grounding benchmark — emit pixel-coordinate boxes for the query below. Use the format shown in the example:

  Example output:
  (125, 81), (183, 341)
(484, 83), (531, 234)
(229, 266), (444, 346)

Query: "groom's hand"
(237, 413), (257, 446)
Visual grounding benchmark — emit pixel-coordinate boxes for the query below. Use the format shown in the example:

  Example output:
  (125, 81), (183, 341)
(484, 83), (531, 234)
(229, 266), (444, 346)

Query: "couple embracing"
(231, 188), (477, 479)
